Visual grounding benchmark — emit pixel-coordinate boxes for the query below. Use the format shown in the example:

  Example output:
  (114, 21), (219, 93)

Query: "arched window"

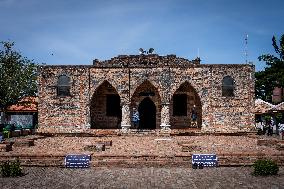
(222, 76), (234, 97)
(57, 75), (71, 96)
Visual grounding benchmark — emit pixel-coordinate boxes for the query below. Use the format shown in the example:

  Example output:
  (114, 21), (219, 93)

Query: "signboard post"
(192, 154), (218, 168)
(65, 154), (91, 168)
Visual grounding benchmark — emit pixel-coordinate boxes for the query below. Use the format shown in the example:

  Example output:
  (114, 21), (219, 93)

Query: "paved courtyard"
(0, 166), (284, 189)
(1, 134), (284, 188)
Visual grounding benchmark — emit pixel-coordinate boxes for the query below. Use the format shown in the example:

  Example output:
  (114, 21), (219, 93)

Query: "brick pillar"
(85, 106), (91, 129)
(160, 103), (171, 130)
(121, 103), (131, 133)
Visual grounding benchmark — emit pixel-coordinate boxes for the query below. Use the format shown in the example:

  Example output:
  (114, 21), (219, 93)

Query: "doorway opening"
(138, 97), (156, 129)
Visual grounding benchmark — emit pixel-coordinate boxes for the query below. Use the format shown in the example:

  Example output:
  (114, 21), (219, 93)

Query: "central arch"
(138, 97), (156, 129)
(131, 80), (161, 129)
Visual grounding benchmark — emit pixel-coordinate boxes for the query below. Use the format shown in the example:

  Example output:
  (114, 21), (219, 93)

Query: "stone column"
(85, 108), (91, 130)
(121, 103), (131, 133)
(160, 103), (171, 131)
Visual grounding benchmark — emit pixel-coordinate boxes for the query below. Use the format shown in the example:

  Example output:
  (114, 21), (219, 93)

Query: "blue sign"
(192, 154), (218, 167)
(65, 154), (91, 168)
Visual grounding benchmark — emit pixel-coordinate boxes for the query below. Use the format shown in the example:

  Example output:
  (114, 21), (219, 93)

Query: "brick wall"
(37, 54), (255, 133)
(37, 66), (90, 133)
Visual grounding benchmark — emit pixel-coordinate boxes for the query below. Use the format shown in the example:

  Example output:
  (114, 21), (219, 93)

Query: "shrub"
(1, 161), (11, 177)
(0, 159), (23, 177)
(253, 159), (279, 176)
(10, 159), (23, 177)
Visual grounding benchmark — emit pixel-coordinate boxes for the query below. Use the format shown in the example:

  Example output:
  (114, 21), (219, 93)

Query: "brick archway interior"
(138, 97), (156, 130)
(131, 80), (161, 129)
(170, 82), (202, 129)
(90, 81), (121, 129)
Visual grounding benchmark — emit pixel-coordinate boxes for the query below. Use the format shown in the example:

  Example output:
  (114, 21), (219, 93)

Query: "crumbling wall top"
(93, 54), (201, 68)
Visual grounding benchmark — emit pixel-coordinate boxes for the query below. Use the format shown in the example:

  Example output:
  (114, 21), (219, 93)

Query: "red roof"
(255, 99), (275, 114)
(6, 96), (38, 112)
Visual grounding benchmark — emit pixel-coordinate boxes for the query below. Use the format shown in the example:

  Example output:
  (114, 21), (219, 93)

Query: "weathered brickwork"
(170, 82), (202, 129)
(37, 54), (255, 133)
(90, 81), (120, 129)
(38, 66), (90, 133)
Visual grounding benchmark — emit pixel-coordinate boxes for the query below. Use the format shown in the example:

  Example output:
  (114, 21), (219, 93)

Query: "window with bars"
(57, 75), (71, 96)
(222, 76), (234, 97)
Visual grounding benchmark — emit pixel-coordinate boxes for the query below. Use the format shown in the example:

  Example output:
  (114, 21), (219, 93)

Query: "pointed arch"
(132, 80), (161, 97)
(131, 80), (161, 129)
(170, 81), (202, 129)
(131, 79), (161, 99)
(93, 80), (119, 95)
(169, 79), (201, 99)
(90, 80), (121, 129)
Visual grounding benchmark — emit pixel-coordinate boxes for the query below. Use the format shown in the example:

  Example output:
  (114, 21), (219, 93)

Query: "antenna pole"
(245, 34), (248, 63)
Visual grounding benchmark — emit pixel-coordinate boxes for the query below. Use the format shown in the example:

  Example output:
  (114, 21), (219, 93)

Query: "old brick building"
(37, 54), (255, 133)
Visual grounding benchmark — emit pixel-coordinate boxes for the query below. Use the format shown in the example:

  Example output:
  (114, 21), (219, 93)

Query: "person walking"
(132, 107), (140, 129)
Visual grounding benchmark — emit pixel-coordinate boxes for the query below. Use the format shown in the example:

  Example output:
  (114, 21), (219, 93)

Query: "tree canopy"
(0, 41), (37, 111)
(256, 34), (284, 102)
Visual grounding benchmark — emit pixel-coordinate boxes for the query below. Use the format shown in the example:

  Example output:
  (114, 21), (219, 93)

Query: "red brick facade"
(37, 54), (255, 133)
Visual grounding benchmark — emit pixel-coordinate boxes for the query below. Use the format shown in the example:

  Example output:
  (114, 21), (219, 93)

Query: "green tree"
(0, 41), (37, 114)
(256, 34), (284, 102)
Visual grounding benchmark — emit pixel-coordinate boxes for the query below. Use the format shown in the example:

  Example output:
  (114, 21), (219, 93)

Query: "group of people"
(255, 117), (284, 136)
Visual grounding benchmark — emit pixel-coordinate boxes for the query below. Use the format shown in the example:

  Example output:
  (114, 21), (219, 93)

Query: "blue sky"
(1, 0), (283, 71)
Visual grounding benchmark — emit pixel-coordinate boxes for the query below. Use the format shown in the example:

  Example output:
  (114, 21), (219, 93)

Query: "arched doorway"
(138, 97), (156, 129)
(131, 80), (161, 129)
(170, 82), (202, 129)
(90, 81), (121, 129)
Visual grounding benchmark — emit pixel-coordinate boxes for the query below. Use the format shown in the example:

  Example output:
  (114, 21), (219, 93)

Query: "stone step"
(91, 159), (190, 167)
(0, 153), (284, 167)
(276, 143), (284, 150)
(0, 158), (64, 167)
(0, 143), (13, 152)
(127, 130), (157, 135)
